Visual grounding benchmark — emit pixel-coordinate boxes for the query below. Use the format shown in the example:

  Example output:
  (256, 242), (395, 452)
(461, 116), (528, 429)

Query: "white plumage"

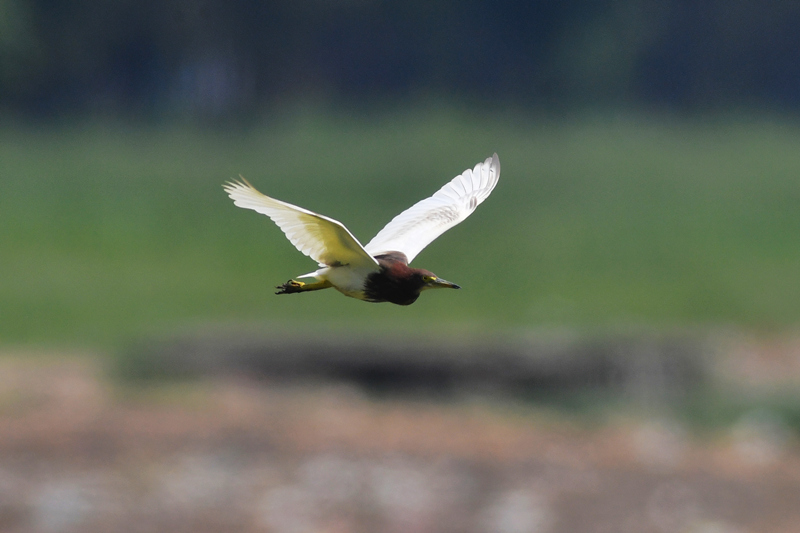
(222, 180), (378, 270)
(223, 153), (500, 302)
(364, 154), (500, 262)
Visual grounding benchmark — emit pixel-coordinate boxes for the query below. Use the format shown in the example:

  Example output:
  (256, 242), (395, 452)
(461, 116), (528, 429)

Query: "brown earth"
(0, 350), (798, 533)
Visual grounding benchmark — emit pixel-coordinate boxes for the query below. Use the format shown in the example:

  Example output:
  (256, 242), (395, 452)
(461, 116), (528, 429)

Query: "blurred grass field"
(2, 108), (800, 347)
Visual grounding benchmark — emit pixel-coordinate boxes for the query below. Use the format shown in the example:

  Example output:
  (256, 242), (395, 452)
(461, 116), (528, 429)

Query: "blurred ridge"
(118, 328), (709, 403)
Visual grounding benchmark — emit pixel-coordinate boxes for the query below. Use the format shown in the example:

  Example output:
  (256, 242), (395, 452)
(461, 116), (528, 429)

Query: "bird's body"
(224, 154), (500, 305)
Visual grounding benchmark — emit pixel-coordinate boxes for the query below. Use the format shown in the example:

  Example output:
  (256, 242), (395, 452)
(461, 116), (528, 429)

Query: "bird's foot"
(275, 279), (305, 294)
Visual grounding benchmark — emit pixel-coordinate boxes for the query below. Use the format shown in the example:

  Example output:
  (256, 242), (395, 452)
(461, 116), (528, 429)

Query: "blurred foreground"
(1, 337), (799, 533)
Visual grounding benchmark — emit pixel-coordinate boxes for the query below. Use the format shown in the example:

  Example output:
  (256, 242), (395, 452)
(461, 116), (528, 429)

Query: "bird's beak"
(431, 277), (460, 290)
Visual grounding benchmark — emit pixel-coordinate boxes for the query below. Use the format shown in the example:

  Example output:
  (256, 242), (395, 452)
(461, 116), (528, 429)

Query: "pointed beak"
(432, 277), (460, 289)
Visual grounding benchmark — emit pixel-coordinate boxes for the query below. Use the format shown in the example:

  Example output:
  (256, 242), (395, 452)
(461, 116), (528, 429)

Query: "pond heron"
(224, 153), (500, 305)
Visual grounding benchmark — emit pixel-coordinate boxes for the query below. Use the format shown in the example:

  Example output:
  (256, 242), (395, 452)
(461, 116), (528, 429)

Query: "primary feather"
(223, 178), (378, 269)
(364, 153), (500, 263)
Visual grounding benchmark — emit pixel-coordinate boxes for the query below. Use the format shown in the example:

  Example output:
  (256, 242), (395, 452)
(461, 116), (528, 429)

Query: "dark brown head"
(364, 253), (460, 305)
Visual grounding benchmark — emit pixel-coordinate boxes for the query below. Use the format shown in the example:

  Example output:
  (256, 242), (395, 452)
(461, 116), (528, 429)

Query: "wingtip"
(491, 153), (500, 175)
(223, 176), (261, 200)
(223, 175), (251, 187)
(236, 174), (255, 188)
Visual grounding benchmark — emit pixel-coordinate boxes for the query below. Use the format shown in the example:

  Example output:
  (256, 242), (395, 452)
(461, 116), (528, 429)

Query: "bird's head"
(365, 256), (461, 305)
(415, 269), (461, 291)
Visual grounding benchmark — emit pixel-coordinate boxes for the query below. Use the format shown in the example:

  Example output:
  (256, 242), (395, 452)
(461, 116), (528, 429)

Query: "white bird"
(223, 153), (500, 305)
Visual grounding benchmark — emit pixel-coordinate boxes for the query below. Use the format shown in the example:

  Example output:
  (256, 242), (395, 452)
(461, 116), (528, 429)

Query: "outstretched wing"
(224, 178), (378, 269)
(364, 153), (500, 263)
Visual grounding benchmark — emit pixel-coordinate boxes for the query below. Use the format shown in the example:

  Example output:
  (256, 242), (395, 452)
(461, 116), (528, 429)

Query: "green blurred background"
(3, 1), (800, 349)
(3, 114), (800, 346)
(2, 1), (800, 347)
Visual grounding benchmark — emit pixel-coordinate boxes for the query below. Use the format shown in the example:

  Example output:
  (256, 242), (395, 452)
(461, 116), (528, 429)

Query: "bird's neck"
(363, 252), (423, 305)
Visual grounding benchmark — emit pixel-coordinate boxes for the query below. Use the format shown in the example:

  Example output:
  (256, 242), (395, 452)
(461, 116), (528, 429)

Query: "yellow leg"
(275, 278), (332, 295)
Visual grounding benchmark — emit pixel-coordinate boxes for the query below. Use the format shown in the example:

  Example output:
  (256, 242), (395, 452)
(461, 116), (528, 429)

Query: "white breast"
(301, 265), (379, 301)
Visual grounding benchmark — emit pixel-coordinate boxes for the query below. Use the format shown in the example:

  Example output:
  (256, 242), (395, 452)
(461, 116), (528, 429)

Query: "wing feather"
(224, 178), (378, 269)
(364, 153), (500, 263)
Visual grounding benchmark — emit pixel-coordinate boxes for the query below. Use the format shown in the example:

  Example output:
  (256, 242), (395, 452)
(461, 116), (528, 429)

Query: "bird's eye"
(422, 275), (436, 283)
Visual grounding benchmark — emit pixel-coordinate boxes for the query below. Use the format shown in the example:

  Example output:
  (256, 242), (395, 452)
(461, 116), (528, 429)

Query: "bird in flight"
(224, 153), (500, 305)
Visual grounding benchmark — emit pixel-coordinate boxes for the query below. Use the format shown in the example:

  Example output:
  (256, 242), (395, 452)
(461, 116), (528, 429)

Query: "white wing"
(224, 178), (378, 269)
(364, 153), (500, 263)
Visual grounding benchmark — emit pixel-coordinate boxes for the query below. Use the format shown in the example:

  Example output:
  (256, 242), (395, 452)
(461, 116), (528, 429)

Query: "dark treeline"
(2, 0), (799, 118)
